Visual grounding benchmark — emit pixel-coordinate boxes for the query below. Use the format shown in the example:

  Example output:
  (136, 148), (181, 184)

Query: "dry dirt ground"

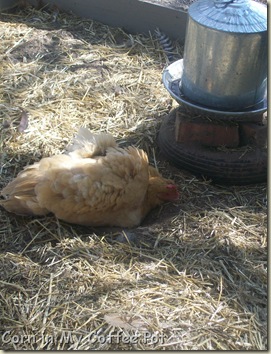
(0, 4), (267, 350)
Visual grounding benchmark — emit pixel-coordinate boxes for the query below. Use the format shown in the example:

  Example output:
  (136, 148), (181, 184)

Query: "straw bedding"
(0, 4), (267, 350)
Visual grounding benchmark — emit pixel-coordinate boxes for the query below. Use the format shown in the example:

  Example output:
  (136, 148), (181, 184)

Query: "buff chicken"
(0, 129), (179, 227)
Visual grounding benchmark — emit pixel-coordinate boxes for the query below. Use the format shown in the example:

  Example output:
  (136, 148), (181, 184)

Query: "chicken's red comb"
(166, 184), (179, 199)
(166, 184), (177, 189)
(158, 183), (179, 201)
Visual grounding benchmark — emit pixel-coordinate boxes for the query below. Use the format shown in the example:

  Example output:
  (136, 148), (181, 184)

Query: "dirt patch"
(143, 0), (196, 11)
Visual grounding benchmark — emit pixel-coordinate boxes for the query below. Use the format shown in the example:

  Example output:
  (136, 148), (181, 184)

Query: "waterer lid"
(188, 0), (267, 33)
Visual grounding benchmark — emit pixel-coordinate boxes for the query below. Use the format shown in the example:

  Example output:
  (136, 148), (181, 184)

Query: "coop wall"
(0, 0), (188, 43)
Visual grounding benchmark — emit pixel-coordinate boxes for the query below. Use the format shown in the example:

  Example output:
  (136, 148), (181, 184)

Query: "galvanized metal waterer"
(158, 0), (267, 185)
(181, 0), (267, 111)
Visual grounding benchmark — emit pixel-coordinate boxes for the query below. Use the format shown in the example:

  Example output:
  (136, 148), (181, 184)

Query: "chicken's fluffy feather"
(0, 129), (178, 227)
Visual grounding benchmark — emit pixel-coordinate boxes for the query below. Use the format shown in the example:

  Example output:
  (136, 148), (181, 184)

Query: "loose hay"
(0, 5), (267, 350)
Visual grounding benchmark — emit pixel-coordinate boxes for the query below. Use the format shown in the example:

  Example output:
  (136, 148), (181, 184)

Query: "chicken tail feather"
(0, 165), (48, 216)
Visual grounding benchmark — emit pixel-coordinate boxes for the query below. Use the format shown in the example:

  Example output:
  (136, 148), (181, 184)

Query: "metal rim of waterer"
(157, 108), (267, 185)
(162, 59), (267, 123)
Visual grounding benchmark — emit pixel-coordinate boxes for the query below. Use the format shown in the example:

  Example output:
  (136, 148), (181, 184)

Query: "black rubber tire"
(157, 109), (267, 185)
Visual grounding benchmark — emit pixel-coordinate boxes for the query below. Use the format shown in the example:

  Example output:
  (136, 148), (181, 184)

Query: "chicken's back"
(35, 146), (150, 227)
